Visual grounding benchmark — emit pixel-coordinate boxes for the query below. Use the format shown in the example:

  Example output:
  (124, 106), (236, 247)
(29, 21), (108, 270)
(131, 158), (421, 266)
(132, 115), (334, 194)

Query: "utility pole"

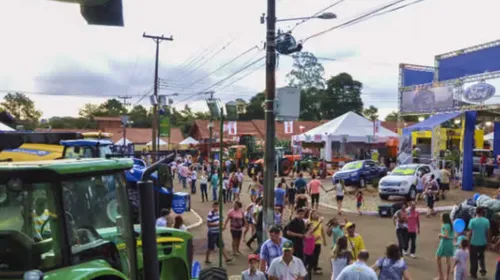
(263, 0), (277, 236)
(206, 91), (215, 162)
(143, 32), (173, 161)
(118, 95), (132, 150)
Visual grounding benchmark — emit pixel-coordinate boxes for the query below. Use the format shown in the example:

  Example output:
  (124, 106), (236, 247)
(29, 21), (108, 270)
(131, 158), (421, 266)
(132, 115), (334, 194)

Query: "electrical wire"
(343, 0), (425, 28)
(302, 0), (411, 42)
(216, 61), (265, 92)
(290, 0), (346, 32)
(177, 56), (266, 103)
(178, 40), (235, 83)
(183, 46), (259, 89)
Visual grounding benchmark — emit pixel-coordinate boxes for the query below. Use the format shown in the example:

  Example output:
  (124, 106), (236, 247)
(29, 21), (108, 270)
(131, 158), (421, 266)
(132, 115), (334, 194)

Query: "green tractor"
(0, 158), (215, 280)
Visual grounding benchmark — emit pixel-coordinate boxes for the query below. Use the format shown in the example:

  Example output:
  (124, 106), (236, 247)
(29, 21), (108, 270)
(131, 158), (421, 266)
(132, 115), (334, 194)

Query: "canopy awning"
(179, 137), (199, 145)
(403, 112), (461, 133)
(0, 122), (14, 131)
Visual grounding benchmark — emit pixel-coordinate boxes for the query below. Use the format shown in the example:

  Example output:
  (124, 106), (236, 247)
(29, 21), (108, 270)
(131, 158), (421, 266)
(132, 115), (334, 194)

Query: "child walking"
(454, 239), (469, 280)
(355, 190), (363, 215)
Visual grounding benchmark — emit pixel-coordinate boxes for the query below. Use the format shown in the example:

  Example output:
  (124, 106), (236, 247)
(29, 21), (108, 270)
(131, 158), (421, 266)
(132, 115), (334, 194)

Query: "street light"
(454, 119), (461, 125)
(261, 12), (337, 23)
(418, 116), (425, 122)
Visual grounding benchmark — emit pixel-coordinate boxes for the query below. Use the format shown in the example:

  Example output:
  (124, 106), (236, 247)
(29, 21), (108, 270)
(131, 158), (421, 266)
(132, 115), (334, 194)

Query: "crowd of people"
(166, 154), (496, 280)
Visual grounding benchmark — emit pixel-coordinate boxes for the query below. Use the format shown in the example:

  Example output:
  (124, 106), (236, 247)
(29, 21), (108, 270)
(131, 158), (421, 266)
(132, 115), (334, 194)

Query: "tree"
(235, 98), (248, 115)
(286, 52), (325, 89)
(239, 92), (265, 120)
(79, 99), (127, 118)
(384, 111), (420, 122)
(128, 105), (151, 128)
(362, 105), (379, 121)
(79, 103), (100, 118)
(315, 73), (364, 120)
(46, 117), (97, 129)
(95, 98), (127, 116)
(298, 87), (323, 121)
(0, 93), (42, 128)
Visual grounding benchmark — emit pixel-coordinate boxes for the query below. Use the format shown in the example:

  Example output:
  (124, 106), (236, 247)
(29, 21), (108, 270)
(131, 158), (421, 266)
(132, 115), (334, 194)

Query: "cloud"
(1, 0), (500, 120)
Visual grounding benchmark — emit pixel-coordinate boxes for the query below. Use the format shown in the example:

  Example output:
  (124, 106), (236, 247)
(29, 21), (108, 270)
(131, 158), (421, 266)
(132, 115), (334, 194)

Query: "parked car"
(378, 163), (440, 200)
(332, 160), (387, 187)
(472, 149), (495, 176)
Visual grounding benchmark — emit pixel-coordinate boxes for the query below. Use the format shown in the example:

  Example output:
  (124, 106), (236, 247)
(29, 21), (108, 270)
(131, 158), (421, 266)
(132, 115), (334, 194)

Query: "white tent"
(292, 111), (398, 161)
(293, 111), (398, 143)
(0, 122), (14, 131)
(146, 138), (167, 146)
(485, 132), (494, 141)
(179, 137), (199, 145)
(115, 138), (133, 146)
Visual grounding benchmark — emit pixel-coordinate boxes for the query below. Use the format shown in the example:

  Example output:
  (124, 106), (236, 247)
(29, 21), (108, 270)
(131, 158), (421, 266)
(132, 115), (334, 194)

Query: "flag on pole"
(284, 120), (294, 134)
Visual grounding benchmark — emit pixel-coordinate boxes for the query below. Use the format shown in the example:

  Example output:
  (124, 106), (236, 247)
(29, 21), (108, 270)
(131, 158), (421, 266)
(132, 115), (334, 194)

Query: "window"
(0, 182), (62, 274)
(418, 166), (431, 175)
(364, 161), (376, 168)
(61, 172), (126, 250)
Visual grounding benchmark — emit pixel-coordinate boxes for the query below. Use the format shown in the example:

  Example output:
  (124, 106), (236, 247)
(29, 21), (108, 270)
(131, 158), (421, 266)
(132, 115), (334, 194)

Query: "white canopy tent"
(485, 132), (494, 141)
(146, 138), (167, 146)
(0, 122), (14, 131)
(115, 138), (133, 146)
(292, 111), (398, 161)
(179, 137), (199, 145)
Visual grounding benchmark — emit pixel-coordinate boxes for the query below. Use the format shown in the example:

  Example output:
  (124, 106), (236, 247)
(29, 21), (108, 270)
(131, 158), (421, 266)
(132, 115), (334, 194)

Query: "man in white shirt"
(267, 240), (307, 280)
(336, 250), (377, 280)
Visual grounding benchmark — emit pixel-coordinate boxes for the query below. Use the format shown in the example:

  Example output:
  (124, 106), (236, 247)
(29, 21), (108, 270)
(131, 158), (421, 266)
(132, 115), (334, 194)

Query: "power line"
(343, 0), (425, 28)
(302, 0), (411, 42)
(177, 40), (235, 86)
(290, 0), (346, 31)
(177, 56), (266, 103)
(182, 46), (259, 90)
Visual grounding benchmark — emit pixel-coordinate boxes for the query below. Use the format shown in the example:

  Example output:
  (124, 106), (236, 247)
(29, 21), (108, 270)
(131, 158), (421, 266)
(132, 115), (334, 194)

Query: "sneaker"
(403, 250), (409, 256)
(410, 254), (416, 258)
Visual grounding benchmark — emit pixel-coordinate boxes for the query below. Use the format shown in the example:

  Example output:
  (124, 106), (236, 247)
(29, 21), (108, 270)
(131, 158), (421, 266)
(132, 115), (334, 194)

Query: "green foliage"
(46, 117), (97, 129)
(286, 52), (325, 89)
(238, 92), (265, 120)
(0, 92), (42, 129)
(363, 105), (379, 121)
(384, 111), (421, 122)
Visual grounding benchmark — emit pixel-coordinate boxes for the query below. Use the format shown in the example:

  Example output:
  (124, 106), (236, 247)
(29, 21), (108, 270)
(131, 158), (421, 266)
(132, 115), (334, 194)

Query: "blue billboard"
(400, 64), (435, 87)
(436, 40), (500, 81)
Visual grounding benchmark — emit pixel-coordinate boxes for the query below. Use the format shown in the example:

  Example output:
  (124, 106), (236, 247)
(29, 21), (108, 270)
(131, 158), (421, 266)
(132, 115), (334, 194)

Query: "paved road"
(180, 178), (498, 280)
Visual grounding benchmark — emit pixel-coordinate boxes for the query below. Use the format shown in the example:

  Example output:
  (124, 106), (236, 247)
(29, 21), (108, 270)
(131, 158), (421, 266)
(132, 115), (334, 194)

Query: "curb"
(319, 202), (454, 216)
(186, 208), (204, 230)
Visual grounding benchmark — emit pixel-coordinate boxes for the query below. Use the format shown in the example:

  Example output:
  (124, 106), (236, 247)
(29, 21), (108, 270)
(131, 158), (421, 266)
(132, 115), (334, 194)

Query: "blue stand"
(493, 122), (500, 168)
(462, 111), (476, 191)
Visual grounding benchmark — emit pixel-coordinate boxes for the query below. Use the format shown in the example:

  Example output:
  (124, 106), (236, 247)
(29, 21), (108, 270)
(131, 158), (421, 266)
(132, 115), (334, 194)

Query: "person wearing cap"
(260, 225), (289, 272)
(241, 254), (266, 280)
(267, 240), (307, 280)
(336, 250), (377, 280)
(345, 221), (366, 259)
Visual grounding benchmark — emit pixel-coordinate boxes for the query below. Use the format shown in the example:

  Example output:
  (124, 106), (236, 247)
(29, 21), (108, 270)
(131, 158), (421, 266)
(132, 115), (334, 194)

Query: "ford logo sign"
(464, 83), (495, 103)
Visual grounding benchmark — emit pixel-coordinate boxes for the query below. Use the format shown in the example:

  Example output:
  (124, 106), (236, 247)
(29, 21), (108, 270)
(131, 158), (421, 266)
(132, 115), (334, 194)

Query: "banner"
(397, 135), (412, 164)
(224, 121), (238, 135)
(159, 116), (171, 137)
(401, 85), (454, 113)
(284, 121), (294, 134)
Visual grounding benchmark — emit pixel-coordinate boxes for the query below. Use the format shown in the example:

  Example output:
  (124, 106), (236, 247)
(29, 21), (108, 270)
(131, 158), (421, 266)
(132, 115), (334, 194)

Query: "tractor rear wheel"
(199, 267), (228, 280)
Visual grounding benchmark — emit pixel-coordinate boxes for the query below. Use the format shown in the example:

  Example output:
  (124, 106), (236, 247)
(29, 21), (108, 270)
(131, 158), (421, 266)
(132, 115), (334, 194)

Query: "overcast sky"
(0, 0), (499, 120)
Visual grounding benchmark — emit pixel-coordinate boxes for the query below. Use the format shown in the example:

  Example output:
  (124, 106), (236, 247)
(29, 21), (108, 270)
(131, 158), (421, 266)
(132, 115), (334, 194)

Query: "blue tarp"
(403, 112), (462, 133)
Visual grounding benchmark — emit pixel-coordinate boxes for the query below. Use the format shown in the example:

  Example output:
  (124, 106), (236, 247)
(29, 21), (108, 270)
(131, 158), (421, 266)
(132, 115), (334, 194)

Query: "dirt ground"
(176, 176), (499, 279)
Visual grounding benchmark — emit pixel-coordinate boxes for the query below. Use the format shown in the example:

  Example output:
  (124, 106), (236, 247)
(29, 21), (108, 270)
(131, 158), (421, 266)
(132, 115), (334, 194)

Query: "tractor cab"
(61, 139), (113, 159)
(0, 158), (196, 280)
